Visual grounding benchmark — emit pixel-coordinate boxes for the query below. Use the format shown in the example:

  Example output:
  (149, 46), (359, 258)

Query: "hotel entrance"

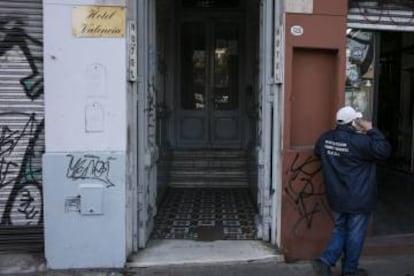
(132, 0), (281, 261)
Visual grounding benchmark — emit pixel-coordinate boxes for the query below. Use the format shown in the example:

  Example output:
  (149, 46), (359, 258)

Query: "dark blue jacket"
(314, 125), (391, 213)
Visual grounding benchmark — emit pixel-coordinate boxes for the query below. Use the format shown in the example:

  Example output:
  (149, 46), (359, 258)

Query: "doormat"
(152, 188), (257, 240)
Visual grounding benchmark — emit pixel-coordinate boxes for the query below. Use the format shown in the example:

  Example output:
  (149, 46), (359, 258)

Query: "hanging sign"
(73, 6), (125, 38)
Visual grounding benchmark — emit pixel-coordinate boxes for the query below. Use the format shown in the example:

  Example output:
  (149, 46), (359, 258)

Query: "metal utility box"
(80, 184), (104, 215)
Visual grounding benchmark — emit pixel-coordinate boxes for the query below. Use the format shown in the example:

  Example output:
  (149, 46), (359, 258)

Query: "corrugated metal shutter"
(348, 1), (414, 31)
(0, 0), (44, 253)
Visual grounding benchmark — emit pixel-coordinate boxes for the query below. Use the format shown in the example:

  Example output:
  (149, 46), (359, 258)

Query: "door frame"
(136, 0), (158, 249)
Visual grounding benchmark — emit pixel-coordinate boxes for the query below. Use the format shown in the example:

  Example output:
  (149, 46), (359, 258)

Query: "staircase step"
(169, 180), (248, 188)
(161, 149), (249, 188)
(170, 167), (248, 173)
(170, 172), (248, 179)
(171, 160), (247, 168)
(173, 150), (247, 159)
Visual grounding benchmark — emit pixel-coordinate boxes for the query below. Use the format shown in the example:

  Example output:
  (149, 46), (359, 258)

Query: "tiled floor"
(374, 167), (414, 235)
(152, 188), (258, 241)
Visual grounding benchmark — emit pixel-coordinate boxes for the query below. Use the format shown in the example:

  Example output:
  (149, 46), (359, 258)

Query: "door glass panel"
(345, 29), (375, 118)
(181, 23), (206, 110)
(213, 23), (239, 110)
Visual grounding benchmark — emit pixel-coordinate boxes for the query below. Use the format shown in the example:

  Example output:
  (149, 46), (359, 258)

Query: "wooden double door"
(175, 18), (245, 148)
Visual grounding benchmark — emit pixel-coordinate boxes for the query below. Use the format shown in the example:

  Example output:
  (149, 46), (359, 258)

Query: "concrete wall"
(42, 0), (128, 269)
(43, 153), (126, 268)
(43, 0), (127, 152)
(280, 0), (347, 260)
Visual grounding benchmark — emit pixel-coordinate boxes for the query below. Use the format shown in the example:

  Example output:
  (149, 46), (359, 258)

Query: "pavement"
(1, 252), (414, 276)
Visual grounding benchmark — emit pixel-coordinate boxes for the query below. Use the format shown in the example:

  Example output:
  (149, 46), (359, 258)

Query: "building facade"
(0, 0), (413, 269)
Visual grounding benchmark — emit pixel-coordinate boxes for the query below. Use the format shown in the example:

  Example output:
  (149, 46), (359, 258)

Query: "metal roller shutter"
(348, 0), (414, 31)
(0, 0), (44, 253)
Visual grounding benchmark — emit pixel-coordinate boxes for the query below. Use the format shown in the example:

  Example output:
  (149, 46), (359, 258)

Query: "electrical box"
(79, 184), (104, 215)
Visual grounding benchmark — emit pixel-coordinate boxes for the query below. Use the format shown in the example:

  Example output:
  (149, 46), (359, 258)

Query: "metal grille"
(348, 0), (414, 30)
(0, 0), (44, 253)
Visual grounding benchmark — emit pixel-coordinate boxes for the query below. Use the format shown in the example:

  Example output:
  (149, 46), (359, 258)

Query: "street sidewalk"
(1, 252), (414, 275)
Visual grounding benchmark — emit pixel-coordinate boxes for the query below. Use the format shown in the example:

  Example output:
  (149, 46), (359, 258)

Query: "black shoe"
(311, 259), (332, 276)
(343, 268), (368, 276)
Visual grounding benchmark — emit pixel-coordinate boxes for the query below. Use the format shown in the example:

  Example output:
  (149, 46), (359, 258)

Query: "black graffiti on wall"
(0, 113), (44, 225)
(66, 154), (116, 188)
(0, 16), (43, 100)
(0, 14), (44, 226)
(146, 80), (157, 146)
(285, 153), (332, 236)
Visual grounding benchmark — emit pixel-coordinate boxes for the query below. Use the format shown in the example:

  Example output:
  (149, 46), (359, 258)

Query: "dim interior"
(375, 31), (414, 236)
(151, 0), (263, 243)
(347, 29), (414, 236)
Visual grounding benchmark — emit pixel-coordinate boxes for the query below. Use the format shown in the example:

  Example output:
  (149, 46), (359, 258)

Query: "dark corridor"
(374, 31), (414, 236)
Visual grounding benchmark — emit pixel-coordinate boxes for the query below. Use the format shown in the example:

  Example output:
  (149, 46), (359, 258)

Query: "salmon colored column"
(280, 0), (348, 261)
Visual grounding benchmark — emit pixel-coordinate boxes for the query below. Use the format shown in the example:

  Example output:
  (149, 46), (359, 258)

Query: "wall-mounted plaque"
(73, 6), (125, 38)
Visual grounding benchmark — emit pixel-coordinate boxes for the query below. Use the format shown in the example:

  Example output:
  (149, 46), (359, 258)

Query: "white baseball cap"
(336, 106), (362, 125)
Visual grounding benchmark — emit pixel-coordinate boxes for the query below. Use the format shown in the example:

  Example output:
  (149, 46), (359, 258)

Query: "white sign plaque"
(290, 25), (304, 36)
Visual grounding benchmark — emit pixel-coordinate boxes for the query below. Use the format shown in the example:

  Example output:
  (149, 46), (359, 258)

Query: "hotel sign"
(73, 6), (125, 38)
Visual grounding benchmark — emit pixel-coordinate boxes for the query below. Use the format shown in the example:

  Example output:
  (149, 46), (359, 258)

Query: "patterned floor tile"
(151, 188), (258, 240)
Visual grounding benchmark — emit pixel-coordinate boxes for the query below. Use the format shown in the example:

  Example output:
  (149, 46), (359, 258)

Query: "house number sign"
(290, 25), (304, 36)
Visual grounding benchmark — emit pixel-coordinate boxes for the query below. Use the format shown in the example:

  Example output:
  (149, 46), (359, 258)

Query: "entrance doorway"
(346, 29), (414, 237)
(176, 20), (243, 148)
(154, 0), (257, 242)
(375, 31), (414, 236)
(134, 0), (279, 253)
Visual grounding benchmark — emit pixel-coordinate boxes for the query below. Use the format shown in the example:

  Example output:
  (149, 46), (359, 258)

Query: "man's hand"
(354, 118), (373, 133)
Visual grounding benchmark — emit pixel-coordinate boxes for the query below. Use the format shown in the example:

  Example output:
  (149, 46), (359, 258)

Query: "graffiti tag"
(285, 153), (332, 236)
(66, 154), (116, 188)
(0, 112), (44, 225)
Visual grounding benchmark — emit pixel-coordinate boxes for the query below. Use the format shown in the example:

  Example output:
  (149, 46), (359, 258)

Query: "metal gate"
(348, 0), (414, 30)
(0, 0), (44, 252)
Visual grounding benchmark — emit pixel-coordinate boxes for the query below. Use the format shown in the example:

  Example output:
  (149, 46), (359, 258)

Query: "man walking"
(313, 106), (391, 276)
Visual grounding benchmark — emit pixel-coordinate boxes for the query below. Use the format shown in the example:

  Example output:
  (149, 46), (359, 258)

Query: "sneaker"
(343, 268), (368, 276)
(311, 259), (332, 276)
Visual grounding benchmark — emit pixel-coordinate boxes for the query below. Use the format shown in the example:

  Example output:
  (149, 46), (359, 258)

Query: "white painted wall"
(44, 0), (127, 152)
(43, 153), (126, 269)
(43, 0), (129, 269)
(283, 0), (313, 14)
